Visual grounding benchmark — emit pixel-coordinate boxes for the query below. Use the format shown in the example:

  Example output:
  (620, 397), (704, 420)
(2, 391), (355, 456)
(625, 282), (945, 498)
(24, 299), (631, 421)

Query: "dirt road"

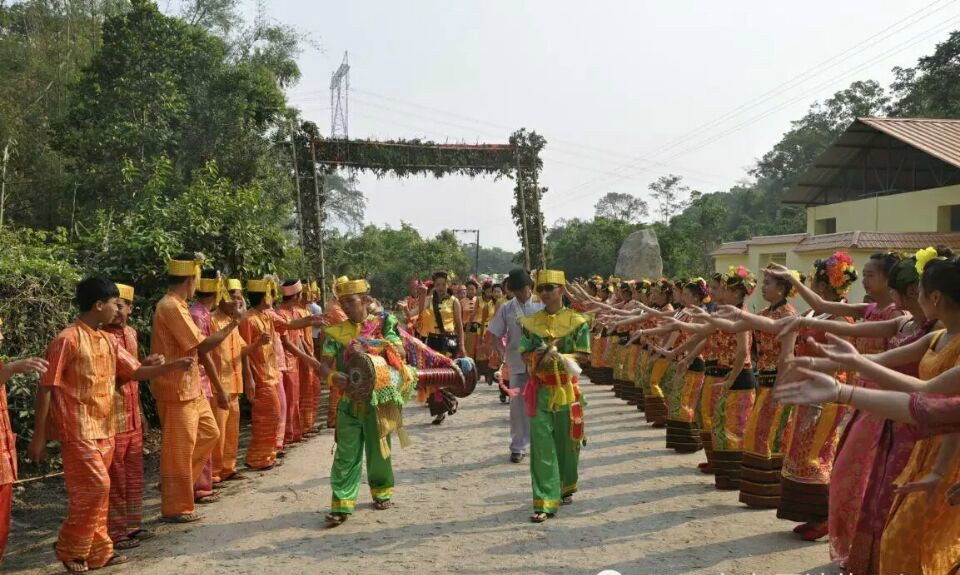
(8, 380), (834, 575)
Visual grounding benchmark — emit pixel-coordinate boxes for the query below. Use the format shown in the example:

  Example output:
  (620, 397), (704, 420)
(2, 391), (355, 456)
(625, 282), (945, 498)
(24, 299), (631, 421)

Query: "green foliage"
(315, 138), (517, 179)
(0, 227), (81, 447)
(470, 246), (520, 276)
(324, 224), (469, 304)
(891, 31), (960, 117)
(546, 217), (642, 280)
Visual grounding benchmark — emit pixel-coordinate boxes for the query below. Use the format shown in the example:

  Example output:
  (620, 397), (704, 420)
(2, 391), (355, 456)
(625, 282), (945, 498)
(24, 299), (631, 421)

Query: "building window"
(760, 252), (787, 267)
(815, 217), (837, 235)
(938, 204), (960, 232)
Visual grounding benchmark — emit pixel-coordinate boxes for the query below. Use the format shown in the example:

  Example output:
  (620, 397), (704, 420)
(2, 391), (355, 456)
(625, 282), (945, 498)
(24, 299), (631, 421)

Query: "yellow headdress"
(536, 269), (566, 287)
(334, 277), (370, 298)
(167, 255), (203, 279)
(115, 283), (135, 302)
(247, 277), (279, 306)
(225, 278), (243, 292)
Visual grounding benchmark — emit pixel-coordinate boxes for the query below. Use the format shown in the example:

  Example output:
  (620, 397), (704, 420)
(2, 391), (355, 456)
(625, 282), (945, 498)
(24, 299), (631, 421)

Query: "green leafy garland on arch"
(311, 128), (547, 269)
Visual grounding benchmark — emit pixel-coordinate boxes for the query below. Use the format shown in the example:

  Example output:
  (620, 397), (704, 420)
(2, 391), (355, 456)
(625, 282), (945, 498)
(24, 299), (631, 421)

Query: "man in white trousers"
(487, 268), (543, 463)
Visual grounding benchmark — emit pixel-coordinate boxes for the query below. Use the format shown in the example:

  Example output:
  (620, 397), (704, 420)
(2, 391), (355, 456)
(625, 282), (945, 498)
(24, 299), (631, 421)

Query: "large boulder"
(614, 228), (663, 279)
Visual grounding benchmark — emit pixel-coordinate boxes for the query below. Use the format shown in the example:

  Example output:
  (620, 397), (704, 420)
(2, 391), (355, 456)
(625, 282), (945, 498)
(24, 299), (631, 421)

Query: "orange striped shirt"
(277, 307), (303, 366)
(212, 309), (245, 394)
(240, 308), (283, 388)
(41, 321), (140, 441)
(104, 324), (141, 433)
(149, 293), (204, 402)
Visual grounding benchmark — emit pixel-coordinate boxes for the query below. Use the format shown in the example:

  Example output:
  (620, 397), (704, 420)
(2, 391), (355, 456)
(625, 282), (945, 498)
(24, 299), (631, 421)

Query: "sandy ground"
(8, 379), (837, 575)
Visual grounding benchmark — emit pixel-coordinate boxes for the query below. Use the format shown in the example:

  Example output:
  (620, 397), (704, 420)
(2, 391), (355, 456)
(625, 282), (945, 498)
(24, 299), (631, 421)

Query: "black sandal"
(373, 500), (392, 510)
(127, 529), (155, 541)
(113, 538), (140, 550)
(431, 413), (446, 425)
(530, 512), (551, 523)
(325, 512), (348, 527)
(561, 495), (573, 505)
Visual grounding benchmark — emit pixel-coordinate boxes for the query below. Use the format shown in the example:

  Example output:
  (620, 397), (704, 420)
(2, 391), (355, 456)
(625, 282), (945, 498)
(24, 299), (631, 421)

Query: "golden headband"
(197, 278), (221, 294)
(116, 283), (135, 302)
(167, 258), (201, 278)
(536, 269), (566, 287)
(335, 278), (370, 297)
(226, 278), (243, 292)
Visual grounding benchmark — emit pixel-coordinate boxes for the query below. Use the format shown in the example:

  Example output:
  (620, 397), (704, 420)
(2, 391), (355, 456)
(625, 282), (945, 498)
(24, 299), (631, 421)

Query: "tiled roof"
(784, 117), (960, 205)
(713, 231), (960, 256)
(794, 231), (960, 252)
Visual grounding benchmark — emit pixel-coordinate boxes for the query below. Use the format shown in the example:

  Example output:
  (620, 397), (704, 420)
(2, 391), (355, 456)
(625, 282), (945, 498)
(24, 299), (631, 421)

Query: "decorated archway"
(303, 128), (546, 295)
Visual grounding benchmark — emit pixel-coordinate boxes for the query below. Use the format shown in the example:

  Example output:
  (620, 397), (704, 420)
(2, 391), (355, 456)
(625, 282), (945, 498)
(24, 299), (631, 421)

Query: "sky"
(242, 0), (954, 251)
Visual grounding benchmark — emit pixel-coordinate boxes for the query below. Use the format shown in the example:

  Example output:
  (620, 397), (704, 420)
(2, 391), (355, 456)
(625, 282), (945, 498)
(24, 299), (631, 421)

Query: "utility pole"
(0, 139), (11, 229)
(514, 152), (531, 270)
(453, 228), (480, 278)
(290, 122), (305, 273)
(310, 142), (328, 303)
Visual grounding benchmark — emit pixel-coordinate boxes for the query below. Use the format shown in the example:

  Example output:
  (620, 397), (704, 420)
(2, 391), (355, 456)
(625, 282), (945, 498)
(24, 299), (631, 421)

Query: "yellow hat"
(334, 277), (370, 297)
(226, 278), (243, 292)
(197, 277), (221, 295)
(116, 283), (135, 302)
(247, 278), (279, 306)
(536, 269), (566, 287)
(167, 257), (202, 278)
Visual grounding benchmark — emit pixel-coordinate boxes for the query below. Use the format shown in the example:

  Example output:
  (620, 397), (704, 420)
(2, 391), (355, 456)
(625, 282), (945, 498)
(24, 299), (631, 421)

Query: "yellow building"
(713, 117), (960, 312)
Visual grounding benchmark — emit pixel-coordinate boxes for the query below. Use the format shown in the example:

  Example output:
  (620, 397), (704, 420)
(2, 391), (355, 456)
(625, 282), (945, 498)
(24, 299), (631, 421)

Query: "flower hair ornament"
(816, 251), (858, 294)
(726, 266), (757, 296)
(915, 246), (943, 275)
(684, 277), (711, 302)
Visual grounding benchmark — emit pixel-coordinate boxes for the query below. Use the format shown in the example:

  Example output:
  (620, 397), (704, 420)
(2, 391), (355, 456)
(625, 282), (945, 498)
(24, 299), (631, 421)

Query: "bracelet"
(834, 380), (843, 404)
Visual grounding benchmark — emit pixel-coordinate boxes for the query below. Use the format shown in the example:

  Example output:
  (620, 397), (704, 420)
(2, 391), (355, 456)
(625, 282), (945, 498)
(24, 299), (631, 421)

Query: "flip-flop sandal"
(324, 513), (347, 527)
(112, 538), (140, 550)
(62, 559), (88, 574)
(104, 555), (129, 567)
(127, 529), (155, 541)
(561, 496), (573, 505)
(159, 513), (203, 524)
(195, 494), (220, 504)
(530, 512), (550, 523)
(373, 500), (392, 510)
(223, 473), (248, 481)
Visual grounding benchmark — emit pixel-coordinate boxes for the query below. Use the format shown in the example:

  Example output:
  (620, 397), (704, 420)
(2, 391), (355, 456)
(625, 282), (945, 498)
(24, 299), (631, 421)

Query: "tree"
(53, 0), (289, 214)
(890, 31), (960, 117)
(648, 174), (691, 223)
(469, 246), (519, 275)
(546, 217), (641, 280)
(509, 129), (547, 269)
(594, 192), (648, 223)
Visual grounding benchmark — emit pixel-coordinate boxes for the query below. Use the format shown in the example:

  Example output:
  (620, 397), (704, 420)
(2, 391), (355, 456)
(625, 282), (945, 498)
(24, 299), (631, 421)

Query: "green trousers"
(530, 387), (581, 514)
(330, 397), (394, 514)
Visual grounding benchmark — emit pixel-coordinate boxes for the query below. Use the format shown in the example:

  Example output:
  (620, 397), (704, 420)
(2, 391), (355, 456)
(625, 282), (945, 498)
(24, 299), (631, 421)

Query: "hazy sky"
(248, 0), (953, 250)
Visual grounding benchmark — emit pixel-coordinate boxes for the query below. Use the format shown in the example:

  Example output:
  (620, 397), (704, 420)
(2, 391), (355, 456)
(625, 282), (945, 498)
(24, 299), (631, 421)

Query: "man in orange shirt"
(149, 255), (246, 524)
(0, 319), (48, 566)
(278, 280), (305, 444)
(28, 278), (193, 573)
(210, 279), (254, 482)
(103, 283), (152, 550)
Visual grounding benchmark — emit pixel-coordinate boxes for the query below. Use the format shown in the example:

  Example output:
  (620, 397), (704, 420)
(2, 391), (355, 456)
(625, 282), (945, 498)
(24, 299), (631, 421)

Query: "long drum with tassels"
(346, 352), (478, 401)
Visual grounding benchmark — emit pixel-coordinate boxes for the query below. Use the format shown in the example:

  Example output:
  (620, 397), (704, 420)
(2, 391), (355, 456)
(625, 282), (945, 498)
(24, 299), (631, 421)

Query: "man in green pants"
(321, 277), (413, 527)
(518, 269), (591, 523)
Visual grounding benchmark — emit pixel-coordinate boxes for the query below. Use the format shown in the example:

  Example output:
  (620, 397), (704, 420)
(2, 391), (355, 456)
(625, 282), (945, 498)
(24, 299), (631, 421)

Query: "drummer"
(319, 276), (410, 527)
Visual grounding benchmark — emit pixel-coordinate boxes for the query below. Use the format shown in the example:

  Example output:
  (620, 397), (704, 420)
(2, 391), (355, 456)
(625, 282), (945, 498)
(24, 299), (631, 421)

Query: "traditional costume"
(710, 329), (755, 489)
(0, 362), (17, 562)
(188, 291), (217, 496)
(664, 308), (705, 453)
(210, 279), (246, 481)
(240, 280), (284, 470)
(738, 301), (796, 508)
(418, 291), (460, 419)
(43, 320), (141, 567)
(323, 278), (415, 518)
(518, 270), (590, 518)
(150, 259), (220, 520)
(104, 284), (146, 544)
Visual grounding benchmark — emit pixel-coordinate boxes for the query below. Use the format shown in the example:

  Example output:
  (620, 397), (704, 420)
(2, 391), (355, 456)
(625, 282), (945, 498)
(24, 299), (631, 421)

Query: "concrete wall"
(805, 184), (960, 234)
